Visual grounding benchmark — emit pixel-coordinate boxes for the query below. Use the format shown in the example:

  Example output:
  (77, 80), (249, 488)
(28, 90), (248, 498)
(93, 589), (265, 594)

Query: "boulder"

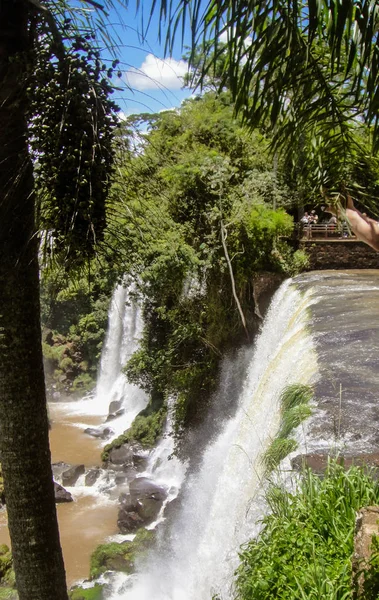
(85, 469), (101, 487)
(84, 427), (114, 440)
(131, 445), (149, 472)
(52, 462), (71, 480)
(106, 408), (125, 422)
(108, 400), (122, 415)
(108, 444), (134, 467)
(117, 506), (146, 533)
(115, 472), (128, 485)
(62, 464), (85, 487)
(90, 529), (156, 579)
(117, 478), (167, 533)
(54, 481), (73, 503)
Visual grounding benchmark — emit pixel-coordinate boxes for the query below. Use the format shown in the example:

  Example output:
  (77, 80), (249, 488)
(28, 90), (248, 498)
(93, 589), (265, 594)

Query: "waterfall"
(63, 284), (147, 435)
(93, 284), (147, 433)
(109, 279), (319, 600)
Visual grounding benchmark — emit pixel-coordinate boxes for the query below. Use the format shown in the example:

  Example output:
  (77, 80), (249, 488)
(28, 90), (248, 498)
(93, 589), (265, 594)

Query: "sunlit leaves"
(154, 0), (379, 200)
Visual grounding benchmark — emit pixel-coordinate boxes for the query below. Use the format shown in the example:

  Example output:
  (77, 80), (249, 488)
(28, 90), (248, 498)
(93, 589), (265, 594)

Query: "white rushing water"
(108, 279), (319, 600)
(55, 284), (148, 436)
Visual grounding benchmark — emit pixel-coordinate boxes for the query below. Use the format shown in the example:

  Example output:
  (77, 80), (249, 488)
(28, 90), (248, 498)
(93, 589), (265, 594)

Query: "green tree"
(0, 2), (118, 598)
(159, 0), (379, 206)
(111, 93), (298, 429)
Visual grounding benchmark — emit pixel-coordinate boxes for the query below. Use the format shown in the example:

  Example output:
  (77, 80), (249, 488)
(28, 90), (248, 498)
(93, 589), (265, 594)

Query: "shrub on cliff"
(236, 462), (379, 599)
(90, 529), (155, 579)
(68, 585), (104, 600)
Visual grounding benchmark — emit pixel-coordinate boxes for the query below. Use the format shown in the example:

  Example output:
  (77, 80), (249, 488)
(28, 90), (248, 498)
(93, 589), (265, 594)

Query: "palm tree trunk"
(0, 2), (68, 599)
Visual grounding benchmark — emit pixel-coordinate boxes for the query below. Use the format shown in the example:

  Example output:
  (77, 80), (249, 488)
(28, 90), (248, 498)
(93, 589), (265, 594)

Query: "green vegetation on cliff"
(108, 92), (304, 431)
(41, 91), (309, 431)
(102, 405), (167, 462)
(40, 264), (119, 394)
(236, 462), (379, 600)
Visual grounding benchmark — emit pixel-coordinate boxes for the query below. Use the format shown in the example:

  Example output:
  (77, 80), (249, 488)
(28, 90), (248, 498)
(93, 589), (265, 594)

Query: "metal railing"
(299, 223), (355, 240)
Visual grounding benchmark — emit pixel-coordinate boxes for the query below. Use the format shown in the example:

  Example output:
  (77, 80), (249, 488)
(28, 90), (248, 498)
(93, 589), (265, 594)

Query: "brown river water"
(0, 403), (119, 586)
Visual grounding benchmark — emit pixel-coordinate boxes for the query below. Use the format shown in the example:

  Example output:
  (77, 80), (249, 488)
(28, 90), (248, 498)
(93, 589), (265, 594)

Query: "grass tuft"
(262, 438), (298, 472)
(262, 383), (313, 473)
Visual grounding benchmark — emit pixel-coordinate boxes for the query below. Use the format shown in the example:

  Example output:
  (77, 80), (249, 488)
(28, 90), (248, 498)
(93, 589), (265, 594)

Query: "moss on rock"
(68, 584), (104, 600)
(101, 405), (166, 462)
(0, 589), (18, 600)
(127, 408), (166, 447)
(0, 545), (15, 594)
(90, 528), (156, 579)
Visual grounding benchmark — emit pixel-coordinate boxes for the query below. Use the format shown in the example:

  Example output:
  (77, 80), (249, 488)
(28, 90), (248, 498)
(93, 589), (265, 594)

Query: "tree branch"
(220, 219), (249, 341)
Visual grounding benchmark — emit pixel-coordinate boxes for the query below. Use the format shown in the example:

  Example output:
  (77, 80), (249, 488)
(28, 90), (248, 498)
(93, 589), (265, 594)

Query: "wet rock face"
(52, 461), (71, 480)
(106, 408), (125, 422)
(54, 482), (73, 503)
(117, 478), (167, 533)
(108, 400), (122, 415)
(109, 445), (134, 466)
(108, 443), (148, 473)
(62, 464), (85, 486)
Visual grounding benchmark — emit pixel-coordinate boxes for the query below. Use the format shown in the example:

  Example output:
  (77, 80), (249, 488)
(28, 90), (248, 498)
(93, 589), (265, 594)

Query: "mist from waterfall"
(108, 279), (319, 600)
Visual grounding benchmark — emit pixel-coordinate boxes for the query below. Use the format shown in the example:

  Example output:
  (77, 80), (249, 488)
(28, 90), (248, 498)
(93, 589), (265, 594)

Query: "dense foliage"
(163, 0), (379, 214)
(106, 92), (305, 430)
(236, 463), (379, 600)
(40, 261), (118, 394)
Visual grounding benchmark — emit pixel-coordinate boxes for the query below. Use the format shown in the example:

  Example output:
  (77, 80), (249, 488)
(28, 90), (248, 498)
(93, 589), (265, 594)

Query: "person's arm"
(345, 195), (379, 251)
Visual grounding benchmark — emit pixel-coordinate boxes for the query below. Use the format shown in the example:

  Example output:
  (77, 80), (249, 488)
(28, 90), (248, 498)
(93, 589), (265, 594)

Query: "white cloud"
(117, 110), (133, 122)
(125, 55), (189, 91)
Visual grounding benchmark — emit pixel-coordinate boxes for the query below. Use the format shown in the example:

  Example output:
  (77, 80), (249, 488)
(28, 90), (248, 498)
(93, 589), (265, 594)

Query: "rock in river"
(54, 482), (73, 503)
(117, 477), (167, 533)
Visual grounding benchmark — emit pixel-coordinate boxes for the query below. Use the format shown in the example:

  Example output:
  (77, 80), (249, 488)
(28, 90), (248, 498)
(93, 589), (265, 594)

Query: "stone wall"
(300, 239), (379, 270)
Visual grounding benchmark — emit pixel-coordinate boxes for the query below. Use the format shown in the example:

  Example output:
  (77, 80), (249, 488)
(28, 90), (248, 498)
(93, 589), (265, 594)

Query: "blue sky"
(105, 1), (196, 117)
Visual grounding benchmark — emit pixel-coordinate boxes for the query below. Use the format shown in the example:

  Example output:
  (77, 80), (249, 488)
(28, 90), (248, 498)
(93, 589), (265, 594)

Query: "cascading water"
(56, 283), (148, 436)
(108, 279), (319, 600)
(95, 284), (146, 425)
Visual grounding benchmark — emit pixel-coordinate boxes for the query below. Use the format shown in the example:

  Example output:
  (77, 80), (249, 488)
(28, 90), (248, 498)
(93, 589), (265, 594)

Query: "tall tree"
(0, 1), (118, 598)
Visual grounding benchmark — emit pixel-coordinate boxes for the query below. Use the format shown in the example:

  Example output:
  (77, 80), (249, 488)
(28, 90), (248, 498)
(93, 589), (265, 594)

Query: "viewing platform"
(296, 223), (379, 270)
(298, 223), (355, 241)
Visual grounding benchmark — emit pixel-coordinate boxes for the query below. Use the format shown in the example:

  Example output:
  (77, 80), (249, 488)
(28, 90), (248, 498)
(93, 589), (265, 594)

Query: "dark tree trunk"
(0, 2), (68, 598)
